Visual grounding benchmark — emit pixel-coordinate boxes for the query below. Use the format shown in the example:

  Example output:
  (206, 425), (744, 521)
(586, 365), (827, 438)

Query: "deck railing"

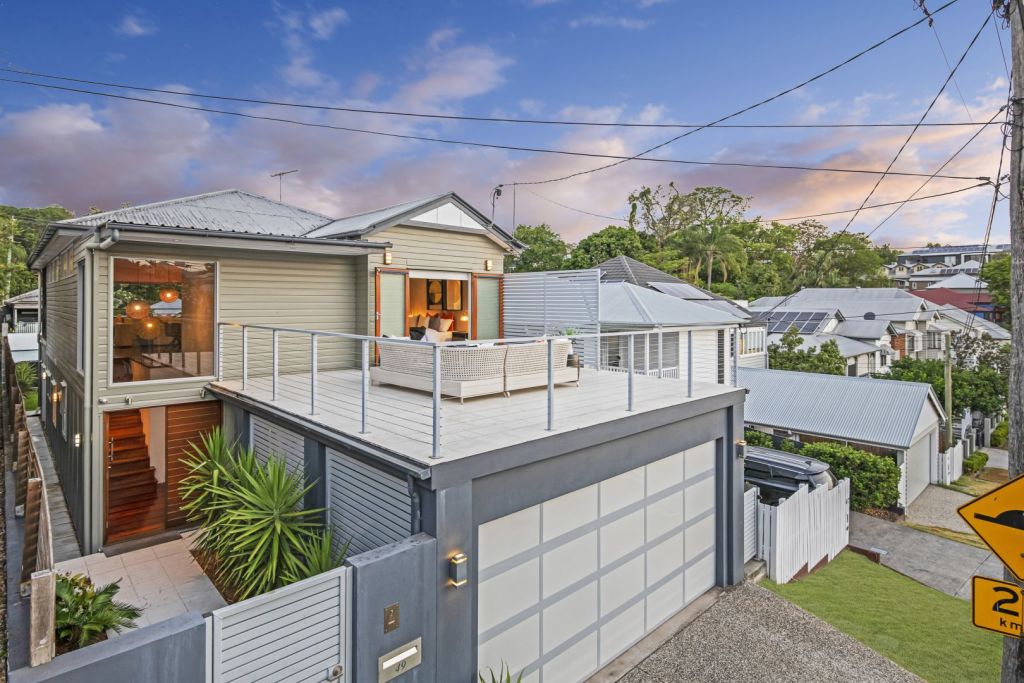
(216, 322), (739, 459)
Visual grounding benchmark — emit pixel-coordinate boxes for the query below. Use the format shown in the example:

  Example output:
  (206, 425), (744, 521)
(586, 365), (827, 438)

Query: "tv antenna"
(270, 169), (299, 201)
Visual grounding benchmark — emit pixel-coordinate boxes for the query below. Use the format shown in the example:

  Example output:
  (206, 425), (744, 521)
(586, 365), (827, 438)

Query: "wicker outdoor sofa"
(371, 339), (580, 401)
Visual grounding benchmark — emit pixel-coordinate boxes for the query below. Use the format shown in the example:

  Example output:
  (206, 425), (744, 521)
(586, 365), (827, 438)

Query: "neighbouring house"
(911, 287), (1004, 323)
(751, 306), (896, 376)
(892, 260), (984, 291)
(737, 367), (946, 508)
(595, 255), (768, 369)
(3, 287), (40, 334)
(895, 243), (1010, 268)
(29, 188), (748, 681)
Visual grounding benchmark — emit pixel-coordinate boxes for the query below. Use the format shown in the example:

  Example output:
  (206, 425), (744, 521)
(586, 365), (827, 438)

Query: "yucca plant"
(204, 455), (325, 600)
(282, 529), (348, 584)
(55, 573), (141, 649)
(478, 662), (524, 683)
(179, 428), (243, 560)
(14, 362), (37, 392)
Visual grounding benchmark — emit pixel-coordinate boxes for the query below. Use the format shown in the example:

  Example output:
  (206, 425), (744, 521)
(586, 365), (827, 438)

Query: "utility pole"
(945, 332), (953, 447)
(1004, 1), (1024, 680)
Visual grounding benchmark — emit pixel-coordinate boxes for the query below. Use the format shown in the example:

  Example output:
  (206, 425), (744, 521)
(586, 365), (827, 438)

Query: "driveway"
(906, 485), (972, 533)
(984, 447), (1008, 470)
(850, 512), (1003, 599)
(616, 583), (919, 682)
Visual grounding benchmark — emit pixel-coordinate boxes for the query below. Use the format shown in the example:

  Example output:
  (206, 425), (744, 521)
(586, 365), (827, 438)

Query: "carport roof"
(737, 367), (945, 450)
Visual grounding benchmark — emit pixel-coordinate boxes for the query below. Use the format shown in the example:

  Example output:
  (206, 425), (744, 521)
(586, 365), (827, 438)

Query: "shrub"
(479, 662), (524, 683)
(743, 429), (773, 448)
(991, 422), (1008, 448)
(14, 362), (36, 393)
(55, 573), (141, 649)
(963, 451), (989, 476)
(800, 442), (900, 511)
(23, 390), (38, 412)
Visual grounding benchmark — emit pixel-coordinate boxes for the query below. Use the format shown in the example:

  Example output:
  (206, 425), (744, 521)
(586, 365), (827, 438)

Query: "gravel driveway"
(616, 583), (919, 683)
(906, 485), (973, 533)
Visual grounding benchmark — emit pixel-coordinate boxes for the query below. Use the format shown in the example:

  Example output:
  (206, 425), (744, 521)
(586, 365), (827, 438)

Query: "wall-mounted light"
(40, 369), (47, 380)
(483, 259), (493, 272)
(383, 251), (393, 265)
(735, 439), (747, 460)
(448, 552), (468, 588)
(50, 388), (61, 404)
(459, 315), (469, 322)
(74, 433), (81, 448)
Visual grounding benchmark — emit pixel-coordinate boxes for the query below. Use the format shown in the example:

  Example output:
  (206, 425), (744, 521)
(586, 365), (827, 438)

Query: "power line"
(763, 182), (991, 222)
(0, 63), (996, 130)
(0, 76), (992, 182)
(504, 0), (964, 188)
(919, 1), (974, 120)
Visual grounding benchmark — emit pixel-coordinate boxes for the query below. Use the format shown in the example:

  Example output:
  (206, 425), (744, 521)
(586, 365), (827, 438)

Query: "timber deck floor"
(27, 416), (82, 562)
(212, 368), (737, 465)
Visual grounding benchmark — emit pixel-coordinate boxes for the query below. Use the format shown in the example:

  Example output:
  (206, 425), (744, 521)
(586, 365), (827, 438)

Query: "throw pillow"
(424, 327), (444, 342)
(428, 316), (442, 331)
(438, 318), (454, 332)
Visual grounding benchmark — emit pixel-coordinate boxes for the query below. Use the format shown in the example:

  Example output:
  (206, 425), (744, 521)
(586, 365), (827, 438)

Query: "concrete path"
(850, 512), (1003, 600)
(614, 583), (919, 683)
(906, 485), (972, 534)
(984, 447), (1008, 470)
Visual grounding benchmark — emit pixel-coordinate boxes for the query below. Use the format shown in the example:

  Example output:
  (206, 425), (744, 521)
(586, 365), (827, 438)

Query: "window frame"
(107, 255), (220, 388)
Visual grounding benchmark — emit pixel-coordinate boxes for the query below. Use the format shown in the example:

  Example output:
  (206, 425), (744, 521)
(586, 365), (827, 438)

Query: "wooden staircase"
(106, 410), (164, 543)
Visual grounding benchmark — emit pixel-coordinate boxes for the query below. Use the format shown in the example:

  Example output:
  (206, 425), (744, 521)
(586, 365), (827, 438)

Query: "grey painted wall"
(347, 534), (437, 683)
(9, 614), (206, 683)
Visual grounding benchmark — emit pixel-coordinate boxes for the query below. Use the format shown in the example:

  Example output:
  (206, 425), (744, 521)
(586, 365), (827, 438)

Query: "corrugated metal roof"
(4, 288), (38, 306)
(832, 319), (893, 339)
(599, 282), (738, 326)
(755, 289), (932, 322)
(766, 333), (879, 358)
(60, 189), (334, 236)
(647, 281), (713, 300)
(8, 332), (38, 363)
(919, 300), (1011, 340)
(737, 367), (944, 450)
(926, 272), (985, 289)
(304, 193), (449, 238)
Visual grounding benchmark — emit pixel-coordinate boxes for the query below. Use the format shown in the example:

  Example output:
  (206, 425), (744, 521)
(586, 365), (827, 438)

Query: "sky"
(0, 0), (1013, 248)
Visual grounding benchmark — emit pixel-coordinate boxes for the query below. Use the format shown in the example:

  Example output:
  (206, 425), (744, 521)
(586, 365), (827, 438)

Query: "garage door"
(906, 432), (932, 505)
(477, 441), (718, 683)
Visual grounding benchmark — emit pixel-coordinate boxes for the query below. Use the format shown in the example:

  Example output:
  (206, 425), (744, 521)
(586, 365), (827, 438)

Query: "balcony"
(209, 323), (741, 465)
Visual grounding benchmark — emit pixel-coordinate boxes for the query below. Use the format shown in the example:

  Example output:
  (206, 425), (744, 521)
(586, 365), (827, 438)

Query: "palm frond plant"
(55, 573), (141, 649)
(179, 428), (241, 560)
(478, 662), (524, 683)
(14, 361), (37, 392)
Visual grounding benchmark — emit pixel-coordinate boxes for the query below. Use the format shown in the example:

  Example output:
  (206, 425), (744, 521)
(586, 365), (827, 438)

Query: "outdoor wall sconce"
(448, 552), (468, 588)
(460, 315), (469, 322)
(735, 439), (747, 460)
(483, 259), (493, 271)
(383, 251), (393, 265)
(74, 433), (81, 448)
(40, 369), (47, 380)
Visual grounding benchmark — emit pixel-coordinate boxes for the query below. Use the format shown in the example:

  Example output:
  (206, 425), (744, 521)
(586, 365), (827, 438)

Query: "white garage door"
(477, 440), (718, 683)
(906, 431), (932, 505)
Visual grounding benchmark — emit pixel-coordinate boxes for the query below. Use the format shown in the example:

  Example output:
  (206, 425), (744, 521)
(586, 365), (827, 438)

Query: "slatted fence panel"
(209, 565), (350, 683)
(326, 448), (413, 556)
(743, 486), (758, 562)
(250, 415), (305, 474)
(503, 270), (601, 365)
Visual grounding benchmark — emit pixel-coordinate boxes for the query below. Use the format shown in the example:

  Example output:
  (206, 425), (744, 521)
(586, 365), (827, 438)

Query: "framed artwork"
(445, 281), (462, 311)
(427, 279), (445, 310)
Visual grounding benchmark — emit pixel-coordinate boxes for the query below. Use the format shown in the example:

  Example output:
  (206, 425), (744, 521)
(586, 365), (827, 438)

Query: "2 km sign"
(973, 577), (1024, 638)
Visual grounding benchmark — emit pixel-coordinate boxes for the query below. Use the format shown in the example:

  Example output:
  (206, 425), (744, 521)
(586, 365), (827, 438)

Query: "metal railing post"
(627, 334), (635, 412)
(732, 328), (739, 386)
(241, 325), (249, 391)
(687, 330), (693, 398)
(431, 344), (441, 459)
(271, 329), (279, 401)
(644, 334), (650, 376)
(217, 324), (224, 381)
(546, 338), (554, 430)
(657, 330), (663, 378)
(360, 339), (369, 434)
(309, 334), (318, 415)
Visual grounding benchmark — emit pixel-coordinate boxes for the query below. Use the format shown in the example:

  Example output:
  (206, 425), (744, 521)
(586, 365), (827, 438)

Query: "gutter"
(105, 222), (391, 250)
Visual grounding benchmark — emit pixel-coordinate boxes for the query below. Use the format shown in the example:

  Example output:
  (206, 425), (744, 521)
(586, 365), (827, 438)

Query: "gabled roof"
(303, 191), (518, 251)
(737, 367), (945, 450)
(766, 332), (879, 358)
(4, 288), (39, 307)
(752, 288), (933, 322)
(599, 282), (739, 326)
(926, 272), (985, 289)
(910, 288), (992, 310)
(917, 300), (1011, 341)
(60, 189), (335, 236)
(832, 319), (896, 339)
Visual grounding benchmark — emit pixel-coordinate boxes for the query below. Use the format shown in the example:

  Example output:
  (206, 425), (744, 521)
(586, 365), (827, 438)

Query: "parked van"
(744, 445), (837, 505)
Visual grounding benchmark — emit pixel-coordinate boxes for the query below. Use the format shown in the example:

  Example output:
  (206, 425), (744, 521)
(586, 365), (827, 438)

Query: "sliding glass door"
(376, 270), (408, 337)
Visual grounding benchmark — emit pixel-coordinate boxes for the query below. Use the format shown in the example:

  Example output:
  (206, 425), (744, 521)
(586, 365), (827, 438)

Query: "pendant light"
(159, 288), (179, 303)
(126, 300), (150, 319)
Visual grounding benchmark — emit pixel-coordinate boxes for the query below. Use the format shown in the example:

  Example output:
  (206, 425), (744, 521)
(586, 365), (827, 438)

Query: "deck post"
(687, 330), (693, 398)
(732, 327), (739, 386)
(431, 344), (441, 459)
(241, 325), (249, 391)
(644, 334), (650, 375)
(627, 334), (635, 412)
(310, 334), (318, 415)
(360, 339), (369, 434)
(217, 324), (224, 381)
(657, 330), (663, 378)
(271, 329), (279, 401)
(546, 338), (554, 430)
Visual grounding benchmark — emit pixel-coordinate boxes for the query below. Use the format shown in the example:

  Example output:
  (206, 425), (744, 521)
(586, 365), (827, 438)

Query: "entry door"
(473, 275), (501, 340)
(376, 270), (408, 337)
(165, 401), (222, 528)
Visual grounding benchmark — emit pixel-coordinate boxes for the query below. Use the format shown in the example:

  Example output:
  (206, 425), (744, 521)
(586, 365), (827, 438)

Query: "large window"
(111, 258), (216, 383)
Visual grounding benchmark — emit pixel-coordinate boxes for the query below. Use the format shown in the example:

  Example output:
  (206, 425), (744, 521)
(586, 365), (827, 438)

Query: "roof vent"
(864, 312), (876, 320)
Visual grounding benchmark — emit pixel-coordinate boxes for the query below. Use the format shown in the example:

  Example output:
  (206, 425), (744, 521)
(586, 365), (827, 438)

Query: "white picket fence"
(743, 487), (759, 562)
(205, 565), (351, 683)
(750, 479), (850, 584)
(932, 441), (964, 486)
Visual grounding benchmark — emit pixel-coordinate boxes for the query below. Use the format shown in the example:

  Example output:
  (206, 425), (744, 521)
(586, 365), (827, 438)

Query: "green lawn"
(765, 551), (1001, 683)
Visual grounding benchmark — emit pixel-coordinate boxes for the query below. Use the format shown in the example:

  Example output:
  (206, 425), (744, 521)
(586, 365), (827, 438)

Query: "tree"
(504, 224), (571, 273)
(0, 204), (74, 300)
(672, 186), (749, 287)
(877, 357), (1008, 416)
(800, 231), (889, 288)
(568, 225), (652, 269)
(627, 183), (687, 249)
(767, 326), (846, 375)
(982, 253), (1010, 322)
(731, 221), (799, 299)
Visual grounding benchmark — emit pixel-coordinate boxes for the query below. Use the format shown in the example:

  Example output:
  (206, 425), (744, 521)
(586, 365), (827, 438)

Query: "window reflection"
(112, 259), (215, 383)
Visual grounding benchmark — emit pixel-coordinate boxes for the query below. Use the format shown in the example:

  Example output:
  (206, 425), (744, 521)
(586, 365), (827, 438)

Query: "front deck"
(210, 367), (737, 464)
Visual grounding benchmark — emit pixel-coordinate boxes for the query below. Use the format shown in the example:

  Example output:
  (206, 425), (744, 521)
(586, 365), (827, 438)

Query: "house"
(895, 244), (1010, 268)
(891, 260), (983, 291)
(3, 287), (40, 334)
(737, 367), (946, 508)
(911, 287), (1005, 325)
(595, 255), (768, 368)
(750, 306), (895, 376)
(29, 188), (748, 681)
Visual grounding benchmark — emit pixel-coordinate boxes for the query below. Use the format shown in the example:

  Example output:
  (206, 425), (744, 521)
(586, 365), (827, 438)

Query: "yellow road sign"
(958, 475), (1024, 580)
(972, 576), (1024, 638)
